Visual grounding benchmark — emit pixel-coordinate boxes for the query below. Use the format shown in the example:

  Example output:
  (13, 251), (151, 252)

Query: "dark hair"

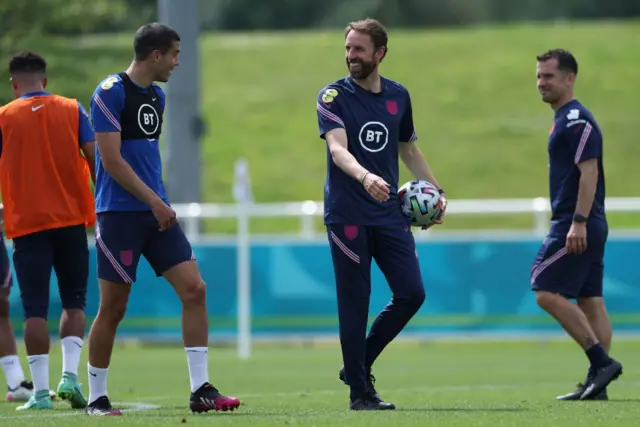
(9, 51), (46, 75)
(536, 49), (578, 75)
(345, 18), (388, 59)
(134, 22), (181, 61)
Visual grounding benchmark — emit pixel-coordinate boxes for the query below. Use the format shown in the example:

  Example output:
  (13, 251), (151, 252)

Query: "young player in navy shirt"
(532, 49), (622, 401)
(86, 23), (240, 416)
(317, 19), (447, 410)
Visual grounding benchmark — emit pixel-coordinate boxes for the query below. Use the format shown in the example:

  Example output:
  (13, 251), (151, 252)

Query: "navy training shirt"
(317, 76), (418, 226)
(547, 99), (606, 233)
(0, 91), (94, 156)
(90, 73), (169, 213)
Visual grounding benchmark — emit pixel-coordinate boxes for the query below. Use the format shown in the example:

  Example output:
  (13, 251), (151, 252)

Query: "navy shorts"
(95, 211), (195, 283)
(0, 234), (12, 291)
(12, 225), (89, 319)
(531, 223), (608, 298)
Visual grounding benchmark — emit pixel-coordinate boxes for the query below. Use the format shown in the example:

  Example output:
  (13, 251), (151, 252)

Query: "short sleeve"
(399, 92), (418, 143)
(316, 87), (345, 140)
(77, 102), (95, 145)
(90, 77), (124, 133)
(566, 118), (602, 164)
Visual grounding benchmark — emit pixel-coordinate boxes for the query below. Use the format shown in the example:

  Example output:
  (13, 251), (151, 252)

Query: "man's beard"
(347, 59), (377, 80)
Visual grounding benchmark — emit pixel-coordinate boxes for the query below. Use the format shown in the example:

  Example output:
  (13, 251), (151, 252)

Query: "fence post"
(299, 201), (319, 238)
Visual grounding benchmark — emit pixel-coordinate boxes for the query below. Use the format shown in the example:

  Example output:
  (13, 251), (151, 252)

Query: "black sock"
(585, 343), (611, 369)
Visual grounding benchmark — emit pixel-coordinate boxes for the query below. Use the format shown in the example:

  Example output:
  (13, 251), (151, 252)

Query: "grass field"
(2, 20), (639, 234)
(1, 340), (639, 426)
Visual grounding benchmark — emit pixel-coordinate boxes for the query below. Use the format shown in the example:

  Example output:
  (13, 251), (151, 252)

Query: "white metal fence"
(171, 196), (640, 358)
(173, 197), (640, 241)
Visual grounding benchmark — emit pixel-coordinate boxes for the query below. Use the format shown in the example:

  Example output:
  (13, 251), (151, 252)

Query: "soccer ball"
(398, 180), (442, 227)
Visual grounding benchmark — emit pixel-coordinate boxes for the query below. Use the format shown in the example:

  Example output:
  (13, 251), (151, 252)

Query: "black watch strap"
(573, 213), (587, 223)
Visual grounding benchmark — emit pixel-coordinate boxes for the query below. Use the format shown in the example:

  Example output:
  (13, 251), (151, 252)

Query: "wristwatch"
(573, 213), (587, 223)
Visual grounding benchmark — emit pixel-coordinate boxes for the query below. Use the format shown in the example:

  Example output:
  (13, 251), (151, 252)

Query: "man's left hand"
(422, 194), (447, 230)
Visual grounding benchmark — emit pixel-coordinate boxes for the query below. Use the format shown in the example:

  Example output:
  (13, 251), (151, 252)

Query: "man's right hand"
(151, 199), (177, 231)
(362, 172), (390, 202)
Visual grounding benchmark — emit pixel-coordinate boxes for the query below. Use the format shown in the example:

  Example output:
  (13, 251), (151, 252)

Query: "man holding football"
(315, 18), (447, 411)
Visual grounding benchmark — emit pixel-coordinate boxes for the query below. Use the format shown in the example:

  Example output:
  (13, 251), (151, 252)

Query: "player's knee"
(18, 283), (50, 319)
(410, 287), (426, 308)
(98, 297), (128, 325)
(397, 287), (426, 310)
(22, 304), (49, 320)
(60, 290), (87, 312)
(535, 290), (560, 311)
(179, 279), (206, 306)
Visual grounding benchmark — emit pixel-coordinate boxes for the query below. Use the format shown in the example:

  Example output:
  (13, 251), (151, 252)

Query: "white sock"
(61, 336), (83, 376)
(0, 355), (26, 390)
(26, 354), (49, 393)
(185, 347), (209, 392)
(88, 363), (108, 404)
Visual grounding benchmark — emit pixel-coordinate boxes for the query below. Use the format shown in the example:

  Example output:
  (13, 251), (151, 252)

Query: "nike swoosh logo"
(89, 372), (97, 377)
(32, 105), (44, 112)
(152, 98), (157, 101)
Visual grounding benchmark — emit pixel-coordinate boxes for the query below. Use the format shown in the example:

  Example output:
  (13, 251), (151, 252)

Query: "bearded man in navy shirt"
(532, 49), (622, 401)
(316, 18), (447, 411)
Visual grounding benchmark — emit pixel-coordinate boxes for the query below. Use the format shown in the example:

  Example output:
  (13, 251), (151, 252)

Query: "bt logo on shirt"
(359, 121), (389, 153)
(137, 103), (159, 136)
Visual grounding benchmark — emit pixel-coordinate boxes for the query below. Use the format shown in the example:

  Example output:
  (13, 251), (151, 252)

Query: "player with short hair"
(532, 49), (622, 401)
(86, 22), (240, 416)
(0, 51), (96, 410)
(317, 18), (447, 410)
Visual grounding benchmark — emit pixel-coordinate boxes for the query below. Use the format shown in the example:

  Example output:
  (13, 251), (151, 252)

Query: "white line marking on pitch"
(0, 401), (160, 419)
(5, 379), (637, 417)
